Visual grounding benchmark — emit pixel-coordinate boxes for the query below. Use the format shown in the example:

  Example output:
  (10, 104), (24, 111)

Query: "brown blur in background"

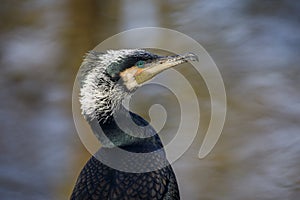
(0, 0), (300, 199)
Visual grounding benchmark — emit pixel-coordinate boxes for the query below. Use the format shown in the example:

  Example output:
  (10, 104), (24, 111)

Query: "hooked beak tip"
(183, 52), (199, 62)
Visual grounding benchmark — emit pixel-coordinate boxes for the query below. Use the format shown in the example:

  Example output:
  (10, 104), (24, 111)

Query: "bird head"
(79, 49), (198, 122)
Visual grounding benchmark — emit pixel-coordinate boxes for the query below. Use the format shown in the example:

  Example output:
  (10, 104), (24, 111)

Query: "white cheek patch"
(120, 67), (140, 90)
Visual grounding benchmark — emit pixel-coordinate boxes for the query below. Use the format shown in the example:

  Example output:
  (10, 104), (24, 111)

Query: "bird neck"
(88, 105), (164, 153)
(87, 105), (170, 173)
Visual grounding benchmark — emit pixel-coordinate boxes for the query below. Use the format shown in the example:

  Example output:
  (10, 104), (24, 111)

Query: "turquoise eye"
(136, 60), (145, 68)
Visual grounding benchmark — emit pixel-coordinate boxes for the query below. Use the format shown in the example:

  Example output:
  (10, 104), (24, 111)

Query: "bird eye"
(136, 60), (145, 68)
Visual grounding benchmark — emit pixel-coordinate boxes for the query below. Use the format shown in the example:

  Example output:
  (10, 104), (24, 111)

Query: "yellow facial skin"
(120, 53), (198, 90)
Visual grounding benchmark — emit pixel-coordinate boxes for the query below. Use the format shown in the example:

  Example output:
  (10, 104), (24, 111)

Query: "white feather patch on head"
(79, 49), (146, 122)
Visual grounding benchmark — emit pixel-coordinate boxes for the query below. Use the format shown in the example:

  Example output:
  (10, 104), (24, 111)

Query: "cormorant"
(71, 49), (198, 200)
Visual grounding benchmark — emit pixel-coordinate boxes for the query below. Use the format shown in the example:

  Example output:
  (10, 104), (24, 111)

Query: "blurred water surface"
(0, 0), (299, 199)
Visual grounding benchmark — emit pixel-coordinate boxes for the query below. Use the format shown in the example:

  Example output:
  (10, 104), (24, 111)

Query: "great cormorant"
(71, 49), (198, 200)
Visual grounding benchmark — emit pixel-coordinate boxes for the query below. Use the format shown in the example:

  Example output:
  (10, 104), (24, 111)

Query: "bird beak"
(134, 53), (199, 84)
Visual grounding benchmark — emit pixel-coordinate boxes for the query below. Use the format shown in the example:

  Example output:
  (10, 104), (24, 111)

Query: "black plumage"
(71, 49), (197, 200)
(71, 108), (179, 200)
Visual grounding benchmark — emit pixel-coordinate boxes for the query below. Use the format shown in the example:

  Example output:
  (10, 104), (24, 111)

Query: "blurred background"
(0, 0), (299, 199)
